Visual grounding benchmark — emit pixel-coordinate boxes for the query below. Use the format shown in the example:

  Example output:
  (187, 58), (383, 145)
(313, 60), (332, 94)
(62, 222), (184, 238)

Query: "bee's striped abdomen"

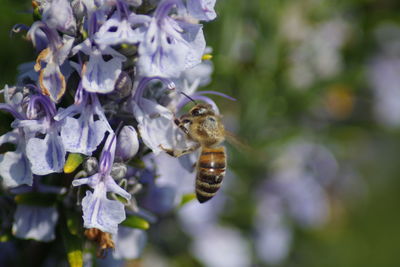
(196, 146), (226, 203)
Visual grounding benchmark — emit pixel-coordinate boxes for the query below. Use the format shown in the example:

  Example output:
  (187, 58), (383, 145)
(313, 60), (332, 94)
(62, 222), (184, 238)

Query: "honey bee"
(161, 101), (227, 203)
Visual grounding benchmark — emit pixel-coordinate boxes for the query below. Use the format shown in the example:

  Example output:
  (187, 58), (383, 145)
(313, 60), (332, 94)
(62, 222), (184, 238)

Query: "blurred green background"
(2, 0), (400, 266)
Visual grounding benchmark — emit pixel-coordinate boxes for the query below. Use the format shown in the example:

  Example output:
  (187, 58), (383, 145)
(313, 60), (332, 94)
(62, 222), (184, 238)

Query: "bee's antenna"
(180, 92), (197, 104)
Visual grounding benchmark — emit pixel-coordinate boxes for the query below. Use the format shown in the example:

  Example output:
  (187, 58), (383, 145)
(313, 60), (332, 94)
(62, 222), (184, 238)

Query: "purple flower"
(254, 195), (292, 265)
(115, 125), (139, 161)
(13, 93), (66, 175)
(12, 205), (59, 242)
(55, 86), (111, 155)
(0, 136), (32, 188)
(137, 0), (206, 77)
(132, 77), (195, 154)
(113, 227), (147, 259)
(42, 0), (77, 34)
(72, 133), (131, 234)
(0, 87), (33, 187)
(72, 39), (126, 94)
(191, 226), (251, 267)
(95, 7), (150, 47)
(29, 22), (75, 102)
(186, 0), (217, 21)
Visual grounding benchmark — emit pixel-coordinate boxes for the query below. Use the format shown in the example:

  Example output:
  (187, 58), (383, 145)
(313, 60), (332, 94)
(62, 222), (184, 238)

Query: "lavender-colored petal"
(187, 0), (217, 21)
(181, 60), (213, 87)
(133, 98), (192, 154)
(255, 215), (292, 265)
(138, 18), (189, 78)
(12, 205), (58, 242)
(191, 226), (251, 267)
(60, 112), (108, 155)
(0, 130), (18, 146)
(180, 21), (206, 69)
(54, 104), (82, 121)
(12, 119), (49, 136)
(105, 175), (131, 201)
(95, 16), (143, 46)
(115, 125), (139, 161)
(17, 62), (39, 84)
(71, 38), (92, 56)
(54, 35), (75, 65)
(83, 49), (123, 94)
(284, 175), (329, 227)
(113, 227), (147, 259)
(42, 0), (77, 34)
(26, 131), (66, 175)
(0, 150), (33, 188)
(141, 185), (176, 214)
(39, 62), (66, 103)
(178, 194), (225, 236)
(81, 188), (126, 235)
(255, 195), (292, 265)
(154, 152), (195, 200)
(99, 132), (117, 174)
(72, 173), (100, 188)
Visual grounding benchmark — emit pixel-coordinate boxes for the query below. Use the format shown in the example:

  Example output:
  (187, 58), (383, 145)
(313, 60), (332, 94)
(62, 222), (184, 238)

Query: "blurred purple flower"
(113, 226), (147, 259)
(12, 205), (59, 242)
(255, 195), (292, 265)
(191, 226), (251, 267)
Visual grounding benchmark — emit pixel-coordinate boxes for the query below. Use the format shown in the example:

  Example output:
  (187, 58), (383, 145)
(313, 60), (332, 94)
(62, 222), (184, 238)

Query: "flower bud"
(107, 71), (133, 100)
(111, 162), (128, 180)
(82, 157), (98, 176)
(116, 126), (139, 161)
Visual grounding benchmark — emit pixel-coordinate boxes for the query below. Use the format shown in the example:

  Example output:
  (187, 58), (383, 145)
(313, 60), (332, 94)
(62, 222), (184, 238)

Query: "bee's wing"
(224, 130), (254, 154)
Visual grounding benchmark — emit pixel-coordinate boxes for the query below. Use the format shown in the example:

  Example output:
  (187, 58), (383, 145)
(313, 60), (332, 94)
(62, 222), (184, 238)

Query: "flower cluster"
(0, 0), (221, 263)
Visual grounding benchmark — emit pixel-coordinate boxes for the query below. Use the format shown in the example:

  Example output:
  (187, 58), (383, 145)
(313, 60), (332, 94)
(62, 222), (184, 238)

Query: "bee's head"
(190, 103), (215, 117)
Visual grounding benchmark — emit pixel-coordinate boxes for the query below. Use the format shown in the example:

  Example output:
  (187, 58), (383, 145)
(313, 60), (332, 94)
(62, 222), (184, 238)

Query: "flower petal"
(61, 113), (108, 155)
(12, 205), (58, 242)
(138, 19), (189, 77)
(115, 125), (139, 161)
(26, 132), (66, 175)
(113, 227), (147, 259)
(39, 62), (66, 103)
(81, 189), (126, 235)
(82, 50), (124, 94)
(0, 150), (33, 188)
(187, 0), (217, 21)
(95, 16), (143, 46)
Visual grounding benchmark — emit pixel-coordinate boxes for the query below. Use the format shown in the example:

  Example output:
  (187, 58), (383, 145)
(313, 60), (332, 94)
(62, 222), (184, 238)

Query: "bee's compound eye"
(192, 108), (206, 116)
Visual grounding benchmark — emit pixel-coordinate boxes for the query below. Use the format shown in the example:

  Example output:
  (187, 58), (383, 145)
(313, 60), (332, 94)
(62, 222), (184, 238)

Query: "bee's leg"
(174, 115), (193, 135)
(159, 143), (200, 157)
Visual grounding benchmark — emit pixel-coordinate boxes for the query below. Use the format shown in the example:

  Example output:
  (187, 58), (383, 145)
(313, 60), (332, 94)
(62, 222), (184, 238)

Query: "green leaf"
(66, 211), (81, 236)
(114, 194), (129, 204)
(179, 193), (196, 207)
(0, 233), (11, 242)
(121, 215), (150, 230)
(60, 223), (83, 267)
(64, 153), (84, 174)
(14, 193), (58, 206)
